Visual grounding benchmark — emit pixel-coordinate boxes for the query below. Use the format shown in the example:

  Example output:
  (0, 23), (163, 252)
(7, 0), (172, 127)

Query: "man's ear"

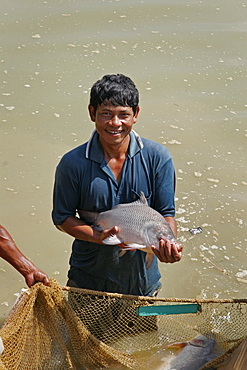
(88, 105), (96, 122)
(133, 106), (140, 123)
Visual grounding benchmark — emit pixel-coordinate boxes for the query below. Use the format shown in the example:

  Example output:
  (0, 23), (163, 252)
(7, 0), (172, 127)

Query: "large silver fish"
(79, 192), (180, 254)
(161, 335), (216, 370)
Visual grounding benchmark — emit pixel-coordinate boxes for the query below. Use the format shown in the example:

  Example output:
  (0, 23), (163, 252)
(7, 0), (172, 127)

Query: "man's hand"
(152, 239), (183, 263)
(24, 266), (50, 288)
(93, 226), (119, 244)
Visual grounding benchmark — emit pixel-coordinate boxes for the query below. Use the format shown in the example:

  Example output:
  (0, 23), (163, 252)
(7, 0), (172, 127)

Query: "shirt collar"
(85, 129), (143, 162)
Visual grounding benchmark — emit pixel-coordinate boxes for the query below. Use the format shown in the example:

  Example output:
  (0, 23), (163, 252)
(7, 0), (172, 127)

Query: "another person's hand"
(24, 267), (49, 288)
(152, 239), (183, 263)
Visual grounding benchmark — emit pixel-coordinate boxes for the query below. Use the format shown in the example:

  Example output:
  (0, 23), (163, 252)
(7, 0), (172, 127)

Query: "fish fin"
(102, 235), (124, 245)
(122, 243), (147, 250)
(139, 191), (148, 204)
(118, 249), (127, 257)
(146, 254), (154, 270)
(130, 191), (148, 205)
(164, 342), (187, 350)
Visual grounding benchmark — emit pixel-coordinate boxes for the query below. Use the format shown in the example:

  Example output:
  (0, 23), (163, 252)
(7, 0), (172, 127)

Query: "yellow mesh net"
(0, 278), (246, 369)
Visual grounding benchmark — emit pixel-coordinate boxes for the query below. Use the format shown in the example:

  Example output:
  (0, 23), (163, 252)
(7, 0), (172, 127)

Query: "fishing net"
(0, 278), (246, 369)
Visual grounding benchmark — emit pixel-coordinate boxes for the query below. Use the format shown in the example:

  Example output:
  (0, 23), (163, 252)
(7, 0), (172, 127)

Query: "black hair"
(89, 74), (139, 114)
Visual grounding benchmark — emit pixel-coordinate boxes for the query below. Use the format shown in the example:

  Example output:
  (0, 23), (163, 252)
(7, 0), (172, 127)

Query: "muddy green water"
(1, 0), (246, 328)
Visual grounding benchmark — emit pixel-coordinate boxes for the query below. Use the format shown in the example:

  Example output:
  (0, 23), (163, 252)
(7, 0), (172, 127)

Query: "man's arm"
(56, 216), (119, 244)
(165, 216), (178, 237)
(0, 225), (49, 288)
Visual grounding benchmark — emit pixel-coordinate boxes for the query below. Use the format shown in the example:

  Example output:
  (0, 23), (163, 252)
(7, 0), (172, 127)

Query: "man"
(0, 225), (49, 355)
(0, 225), (49, 288)
(52, 74), (183, 296)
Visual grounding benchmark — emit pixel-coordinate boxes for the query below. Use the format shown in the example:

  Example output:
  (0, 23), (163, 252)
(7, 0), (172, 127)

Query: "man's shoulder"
(64, 143), (86, 158)
(141, 137), (172, 159)
(58, 143), (87, 167)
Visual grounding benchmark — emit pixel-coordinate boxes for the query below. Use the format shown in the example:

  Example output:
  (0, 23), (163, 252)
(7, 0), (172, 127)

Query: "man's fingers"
(171, 242), (183, 261)
(103, 226), (118, 238)
(154, 239), (183, 263)
(160, 239), (174, 262)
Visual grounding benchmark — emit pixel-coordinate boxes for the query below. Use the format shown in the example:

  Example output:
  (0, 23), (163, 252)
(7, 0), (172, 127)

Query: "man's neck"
(99, 135), (130, 160)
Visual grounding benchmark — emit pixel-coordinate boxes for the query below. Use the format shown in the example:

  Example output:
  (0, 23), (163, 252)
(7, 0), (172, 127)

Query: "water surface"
(1, 0), (246, 323)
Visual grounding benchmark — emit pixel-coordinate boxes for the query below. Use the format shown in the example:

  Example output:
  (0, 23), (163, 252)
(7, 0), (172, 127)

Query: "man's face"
(88, 102), (140, 147)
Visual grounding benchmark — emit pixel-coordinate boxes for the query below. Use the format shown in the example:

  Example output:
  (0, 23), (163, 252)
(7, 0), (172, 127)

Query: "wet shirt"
(52, 130), (176, 296)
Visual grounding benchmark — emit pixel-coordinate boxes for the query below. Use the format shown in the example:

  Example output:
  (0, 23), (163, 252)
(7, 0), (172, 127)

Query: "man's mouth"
(106, 130), (123, 135)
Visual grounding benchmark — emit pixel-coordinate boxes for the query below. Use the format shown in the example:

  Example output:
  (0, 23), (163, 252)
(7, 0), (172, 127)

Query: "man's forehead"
(98, 102), (133, 112)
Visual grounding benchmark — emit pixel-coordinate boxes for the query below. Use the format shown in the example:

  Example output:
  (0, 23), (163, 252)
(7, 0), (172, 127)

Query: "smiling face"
(88, 102), (140, 149)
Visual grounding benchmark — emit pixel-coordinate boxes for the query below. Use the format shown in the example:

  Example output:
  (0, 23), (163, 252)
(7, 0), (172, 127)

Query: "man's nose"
(110, 115), (121, 125)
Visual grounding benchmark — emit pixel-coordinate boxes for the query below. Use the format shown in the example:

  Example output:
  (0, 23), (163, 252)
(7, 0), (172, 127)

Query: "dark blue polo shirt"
(52, 130), (176, 296)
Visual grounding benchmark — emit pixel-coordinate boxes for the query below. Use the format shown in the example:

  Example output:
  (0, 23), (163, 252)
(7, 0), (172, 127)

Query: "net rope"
(0, 278), (246, 369)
